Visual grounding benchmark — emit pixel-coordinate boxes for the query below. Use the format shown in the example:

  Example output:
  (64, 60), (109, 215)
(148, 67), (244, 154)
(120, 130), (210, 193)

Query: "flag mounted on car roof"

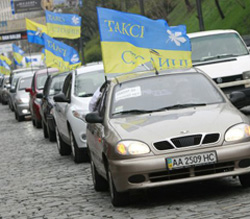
(26, 19), (47, 45)
(43, 34), (81, 72)
(13, 44), (24, 66)
(97, 7), (192, 73)
(0, 54), (12, 66)
(45, 10), (81, 39)
(0, 59), (11, 75)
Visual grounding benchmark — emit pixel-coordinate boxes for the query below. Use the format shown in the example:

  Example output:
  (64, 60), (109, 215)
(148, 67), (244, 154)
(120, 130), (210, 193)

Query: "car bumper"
(70, 117), (87, 149)
(109, 142), (250, 192)
(16, 103), (30, 116)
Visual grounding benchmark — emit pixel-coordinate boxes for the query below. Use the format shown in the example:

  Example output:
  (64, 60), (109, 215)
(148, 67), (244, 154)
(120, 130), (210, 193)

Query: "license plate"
(166, 151), (217, 170)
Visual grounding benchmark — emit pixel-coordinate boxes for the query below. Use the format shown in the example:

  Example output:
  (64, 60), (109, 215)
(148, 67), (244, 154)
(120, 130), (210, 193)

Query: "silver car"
(13, 75), (33, 121)
(86, 68), (250, 206)
(53, 63), (105, 163)
(0, 75), (10, 105)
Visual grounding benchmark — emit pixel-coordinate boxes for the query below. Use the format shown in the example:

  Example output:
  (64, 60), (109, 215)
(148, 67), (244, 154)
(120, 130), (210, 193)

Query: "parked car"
(8, 70), (37, 112)
(10, 67), (40, 84)
(0, 75), (10, 105)
(53, 63), (105, 163)
(189, 30), (250, 103)
(38, 71), (69, 142)
(13, 75), (33, 121)
(26, 68), (58, 128)
(85, 67), (250, 206)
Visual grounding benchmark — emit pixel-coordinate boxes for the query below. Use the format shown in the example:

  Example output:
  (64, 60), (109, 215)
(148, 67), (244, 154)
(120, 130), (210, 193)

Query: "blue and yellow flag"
(25, 57), (38, 67)
(0, 60), (11, 75)
(43, 34), (81, 72)
(46, 11), (81, 39)
(97, 7), (192, 73)
(13, 44), (24, 66)
(26, 19), (47, 45)
(0, 54), (12, 66)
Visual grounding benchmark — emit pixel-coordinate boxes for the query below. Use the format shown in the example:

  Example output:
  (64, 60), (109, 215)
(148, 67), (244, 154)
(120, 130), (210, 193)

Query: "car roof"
(12, 67), (40, 74)
(35, 68), (58, 75)
(76, 62), (104, 75)
(111, 68), (202, 84)
(187, 29), (238, 38)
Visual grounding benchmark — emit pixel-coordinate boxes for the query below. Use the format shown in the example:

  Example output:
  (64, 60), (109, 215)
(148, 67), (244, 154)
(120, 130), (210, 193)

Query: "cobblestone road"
(1, 104), (250, 219)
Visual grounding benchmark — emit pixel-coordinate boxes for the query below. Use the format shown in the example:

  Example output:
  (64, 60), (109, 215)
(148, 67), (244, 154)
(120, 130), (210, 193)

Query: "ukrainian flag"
(46, 10), (81, 39)
(97, 7), (192, 73)
(0, 55), (12, 66)
(43, 34), (81, 72)
(26, 19), (48, 45)
(13, 44), (24, 66)
(0, 60), (11, 75)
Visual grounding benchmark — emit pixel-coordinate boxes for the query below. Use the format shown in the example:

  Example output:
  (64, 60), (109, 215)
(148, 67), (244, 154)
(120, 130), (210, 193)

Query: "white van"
(188, 30), (250, 96)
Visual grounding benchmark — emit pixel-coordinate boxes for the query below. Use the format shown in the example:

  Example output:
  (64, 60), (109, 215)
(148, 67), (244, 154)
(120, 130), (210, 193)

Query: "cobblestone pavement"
(1, 104), (250, 219)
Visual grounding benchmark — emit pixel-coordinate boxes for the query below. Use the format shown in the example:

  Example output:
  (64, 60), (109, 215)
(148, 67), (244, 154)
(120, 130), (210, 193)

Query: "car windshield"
(74, 70), (105, 97)
(19, 77), (32, 90)
(36, 73), (48, 90)
(111, 73), (224, 116)
(49, 74), (67, 96)
(191, 33), (249, 63)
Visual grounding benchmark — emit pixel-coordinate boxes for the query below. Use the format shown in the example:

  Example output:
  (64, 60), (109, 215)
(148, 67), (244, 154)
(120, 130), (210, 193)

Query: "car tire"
(47, 121), (56, 142)
(9, 101), (14, 112)
(239, 173), (250, 187)
(42, 121), (48, 138)
(108, 166), (129, 207)
(70, 130), (89, 163)
(90, 156), (108, 191)
(55, 125), (71, 156)
(15, 111), (24, 122)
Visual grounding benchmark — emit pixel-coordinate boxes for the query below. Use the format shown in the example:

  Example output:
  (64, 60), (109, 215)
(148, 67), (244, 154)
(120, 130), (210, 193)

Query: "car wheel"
(90, 156), (108, 191)
(47, 121), (56, 142)
(55, 125), (71, 156)
(108, 166), (129, 207)
(42, 121), (48, 138)
(15, 111), (24, 122)
(70, 130), (89, 163)
(9, 101), (14, 111)
(239, 173), (250, 187)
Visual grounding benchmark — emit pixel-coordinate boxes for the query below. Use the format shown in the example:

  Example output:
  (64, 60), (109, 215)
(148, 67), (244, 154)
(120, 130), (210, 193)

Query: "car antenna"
(149, 49), (159, 75)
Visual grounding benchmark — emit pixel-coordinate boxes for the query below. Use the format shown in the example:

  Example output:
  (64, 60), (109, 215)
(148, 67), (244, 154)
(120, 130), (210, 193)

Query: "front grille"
(148, 162), (234, 183)
(171, 135), (202, 148)
(213, 74), (243, 84)
(202, 133), (220, 144)
(153, 141), (174, 150)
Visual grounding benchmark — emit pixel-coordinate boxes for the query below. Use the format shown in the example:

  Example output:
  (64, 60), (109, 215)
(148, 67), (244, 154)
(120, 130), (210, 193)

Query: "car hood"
(193, 55), (250, 78)
(109, 103), (248, 144)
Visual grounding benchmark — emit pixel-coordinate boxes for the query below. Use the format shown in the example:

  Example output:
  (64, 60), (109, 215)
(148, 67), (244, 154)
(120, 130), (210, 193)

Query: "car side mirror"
(229, 91), (246, 108)
(36, 93), (43, 99)
(25, 87), (32, 93)
(53, 93), (70, 103)
(85, 112), (103, 123)
(5, 84), (10, 89)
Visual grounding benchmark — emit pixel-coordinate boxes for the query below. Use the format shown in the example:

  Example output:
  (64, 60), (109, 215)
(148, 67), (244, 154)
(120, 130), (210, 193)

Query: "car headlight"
(116, 141), (150, 155)
(243, 71), (250, 80)
(225, 123), (250, 142)
(72, 110), (87, 122)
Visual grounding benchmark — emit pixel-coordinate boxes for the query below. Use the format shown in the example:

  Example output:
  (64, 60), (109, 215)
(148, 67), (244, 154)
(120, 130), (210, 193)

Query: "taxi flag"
(97, 7), (192, 73)
(43, 34), (81, 72)
(13, 44), (24, 66)
(45, 10), (81, 39)
(26, 19), (47, 45)
(0, 59), (11, 75)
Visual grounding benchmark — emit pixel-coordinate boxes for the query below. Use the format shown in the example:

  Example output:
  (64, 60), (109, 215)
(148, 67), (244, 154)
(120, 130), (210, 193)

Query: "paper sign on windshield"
(115, 86), (141, 101)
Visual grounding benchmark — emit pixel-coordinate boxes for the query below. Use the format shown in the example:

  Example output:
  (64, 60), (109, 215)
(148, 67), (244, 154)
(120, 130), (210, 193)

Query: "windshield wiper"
(200, 54), (239, 62)
(154, 103), (207, 111)
(112, 109), (153, 116)
(78, 93), (93, 97)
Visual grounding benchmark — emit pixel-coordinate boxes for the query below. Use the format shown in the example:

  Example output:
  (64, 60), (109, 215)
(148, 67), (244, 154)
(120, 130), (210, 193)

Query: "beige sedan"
(86, 68), (250, 206)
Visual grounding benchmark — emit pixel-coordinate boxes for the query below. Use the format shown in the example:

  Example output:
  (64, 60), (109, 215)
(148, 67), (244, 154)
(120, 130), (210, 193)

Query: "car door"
(56, 74), (72, 140)
(90, 84), (109, 176)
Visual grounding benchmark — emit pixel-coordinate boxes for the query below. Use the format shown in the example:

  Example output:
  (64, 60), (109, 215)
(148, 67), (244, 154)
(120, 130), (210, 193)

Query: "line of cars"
(2, 29), (250, 207)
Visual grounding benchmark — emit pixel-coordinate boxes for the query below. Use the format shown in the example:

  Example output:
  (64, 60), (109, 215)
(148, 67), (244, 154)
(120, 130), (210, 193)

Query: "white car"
(53, 63), (105, 163)
(188, 29), (250, 105)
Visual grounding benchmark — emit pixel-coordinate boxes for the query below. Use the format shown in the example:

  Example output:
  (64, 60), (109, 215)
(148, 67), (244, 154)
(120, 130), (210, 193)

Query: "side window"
(31, 75), (35, 92)
(43, 76), (51, 96)
(65, 78), (72, 100)
(62, 73), (72, 100)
